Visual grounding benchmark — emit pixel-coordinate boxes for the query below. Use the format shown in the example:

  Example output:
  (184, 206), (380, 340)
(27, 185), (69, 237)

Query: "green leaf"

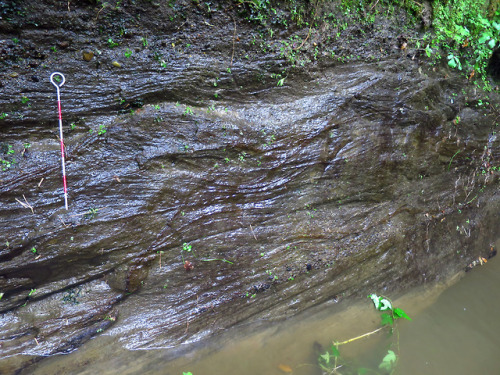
(488, 38), (496, 49)
(380, 312), (394, 326)
(369, 294), (380, 309)
(479, 33), (491, 44)
(320, 351), (331, 365)
(447, 55), (457, 68)
(370, 294), (392, 311)
(379, 298), (392, 311)
(358, 368), (371, 375)
(393, 308), (411, 321)
(425, 45), (432, 58)
(378, 350), (397, 371)
(493, 21), (500, 31)
(183, 372), (193, 375)
(331, 345), (340, 357)
(457, 26), (470, 37)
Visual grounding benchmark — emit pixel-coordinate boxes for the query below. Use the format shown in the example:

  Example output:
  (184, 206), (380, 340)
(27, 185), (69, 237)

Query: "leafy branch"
(318, 294), (411, 375)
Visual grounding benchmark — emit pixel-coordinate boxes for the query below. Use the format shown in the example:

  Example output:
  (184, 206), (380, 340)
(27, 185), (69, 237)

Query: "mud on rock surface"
(0, 0), (499, 373)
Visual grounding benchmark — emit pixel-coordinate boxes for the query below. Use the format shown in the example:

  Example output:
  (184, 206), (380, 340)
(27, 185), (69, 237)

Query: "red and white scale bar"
(50, 72), (68, 210)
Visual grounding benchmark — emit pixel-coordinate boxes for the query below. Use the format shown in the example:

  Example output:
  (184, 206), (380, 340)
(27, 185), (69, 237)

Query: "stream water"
(19, 239), (500, 375)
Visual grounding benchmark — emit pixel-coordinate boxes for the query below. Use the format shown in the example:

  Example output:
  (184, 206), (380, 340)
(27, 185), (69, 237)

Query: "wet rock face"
(0, 0), (499, 371)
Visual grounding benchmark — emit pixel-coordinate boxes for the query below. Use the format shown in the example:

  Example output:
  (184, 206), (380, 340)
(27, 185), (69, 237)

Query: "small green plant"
(21, 288), (37, 307)
(108, 38), (119, 48)
(1, 158), (14, 171)
(98, 124), (107, 136)
(424, 44), (433, 57)
(141, 37), (148, 47)
(21, 96), (29, 104)
(184, 106), (194, 116)
(124, 48), (133, 58)
(30, 247), (37, 254)
(181, 242), (192, 263)
(447, 53), (462, 70)
(477, 99), (488, 107)
(0, 113), (8, 120)
(318, 294), (410, 374)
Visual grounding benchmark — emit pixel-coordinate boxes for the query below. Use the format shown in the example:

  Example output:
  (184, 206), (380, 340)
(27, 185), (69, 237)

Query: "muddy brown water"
(14, 241), (500, 375)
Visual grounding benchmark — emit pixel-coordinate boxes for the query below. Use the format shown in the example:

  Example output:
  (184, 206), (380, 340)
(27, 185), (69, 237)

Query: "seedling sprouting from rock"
(181, 242), (193, 268)
(98, 124), (107, 136)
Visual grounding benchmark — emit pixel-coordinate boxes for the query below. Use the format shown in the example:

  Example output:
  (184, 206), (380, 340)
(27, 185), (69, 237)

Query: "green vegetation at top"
(236, 0), (500, 87)
(429, 0), (500, 86)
